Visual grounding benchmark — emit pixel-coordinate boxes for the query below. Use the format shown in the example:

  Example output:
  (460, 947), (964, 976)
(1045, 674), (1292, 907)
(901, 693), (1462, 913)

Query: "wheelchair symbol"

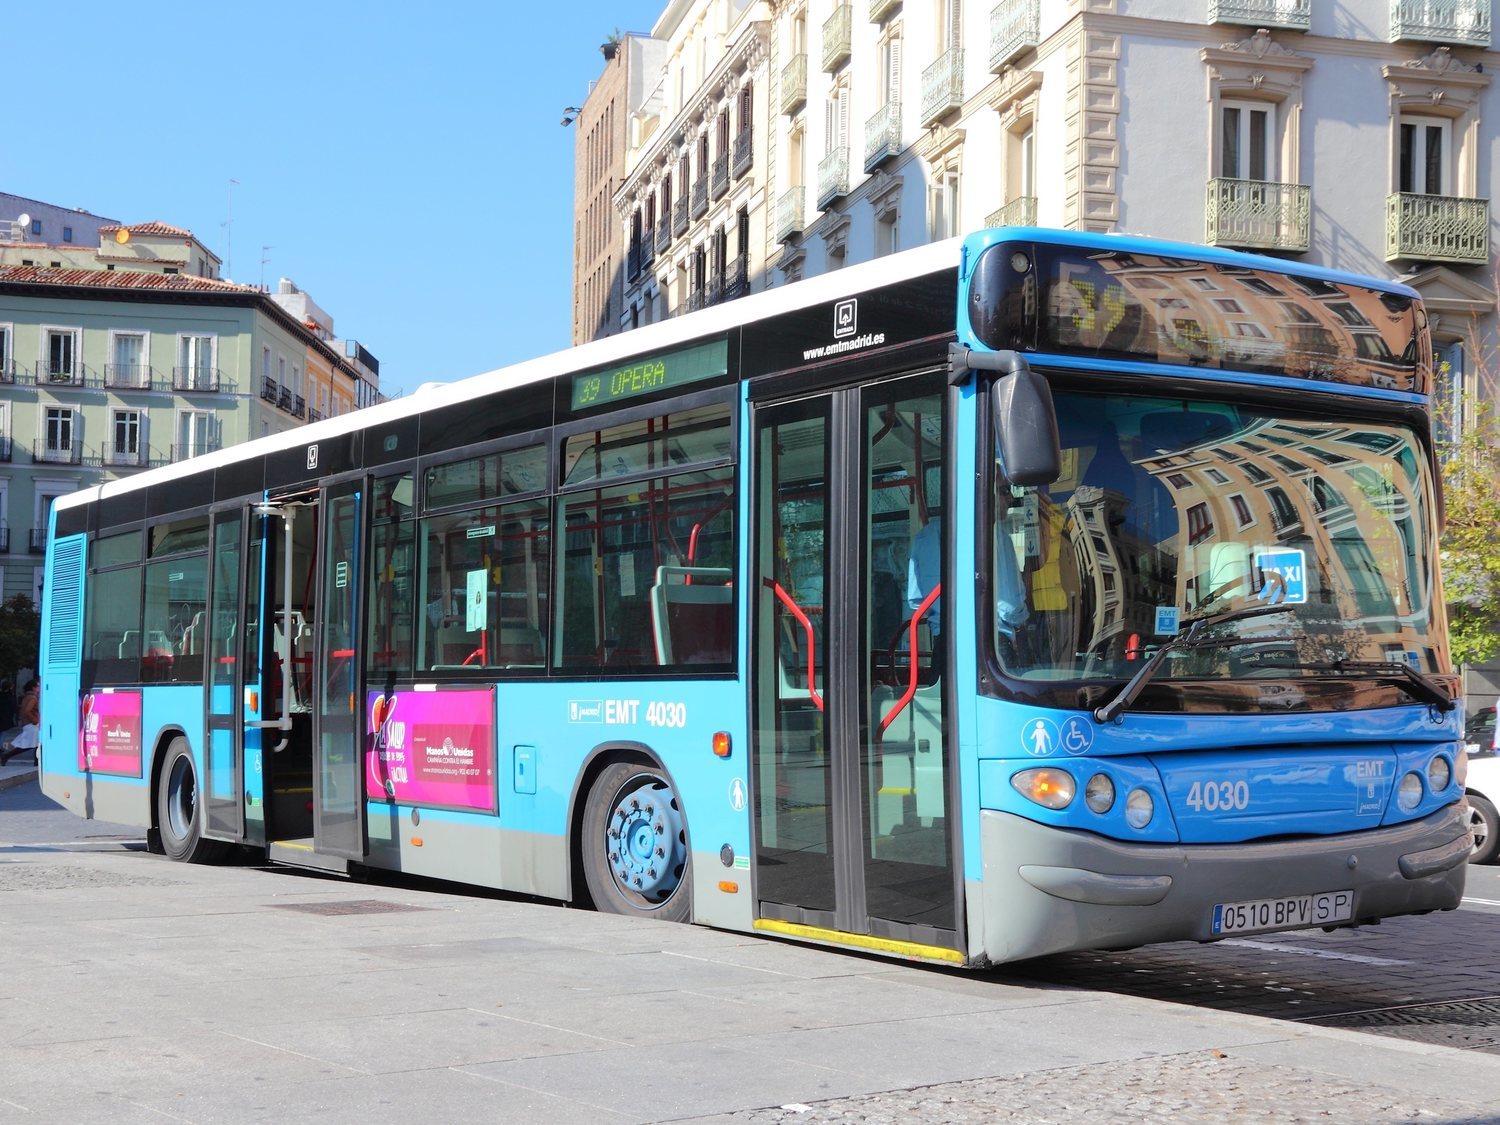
(1061, 718), (1093, 756)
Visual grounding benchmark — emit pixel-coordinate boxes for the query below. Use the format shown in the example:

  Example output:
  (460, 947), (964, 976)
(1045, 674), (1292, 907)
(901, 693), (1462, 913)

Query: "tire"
(1468, 792), (1500, 866)
(155, 738), (226, 864)
(580, 761), (691, 922)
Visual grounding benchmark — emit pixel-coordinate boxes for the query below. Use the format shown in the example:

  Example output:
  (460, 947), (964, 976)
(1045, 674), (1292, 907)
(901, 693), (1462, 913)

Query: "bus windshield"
(991, 388), (1443, 684)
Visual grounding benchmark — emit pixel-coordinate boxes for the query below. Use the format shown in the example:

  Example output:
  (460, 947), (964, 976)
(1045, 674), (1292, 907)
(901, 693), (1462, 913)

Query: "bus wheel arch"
(571, 743), (692, 923)
(152, 734), (225, 864)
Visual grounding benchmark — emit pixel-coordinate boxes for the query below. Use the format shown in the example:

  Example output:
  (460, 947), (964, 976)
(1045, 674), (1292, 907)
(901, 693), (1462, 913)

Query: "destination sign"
(570, 339), (729, 411)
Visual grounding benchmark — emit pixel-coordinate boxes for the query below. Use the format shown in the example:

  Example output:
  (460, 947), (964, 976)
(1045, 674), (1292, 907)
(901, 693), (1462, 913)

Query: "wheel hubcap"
(605, 775), (685, 903)
(167, 757), (196, 841)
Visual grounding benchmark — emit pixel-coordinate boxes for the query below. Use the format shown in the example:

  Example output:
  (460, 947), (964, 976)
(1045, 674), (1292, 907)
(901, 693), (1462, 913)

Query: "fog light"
(1011, 768), (1076, 810)
(1125, 788), (1154, 829)
(1397, 771), (1423, 811)
(1084, 773), (1115, 814)
(1427, 755), (1451, 794)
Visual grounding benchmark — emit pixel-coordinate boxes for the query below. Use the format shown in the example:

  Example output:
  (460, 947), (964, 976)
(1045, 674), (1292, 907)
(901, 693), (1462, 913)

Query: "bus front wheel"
(156, 738), (225, 864)
(1469, 793), (1500, 865)
(581, 762), (691, 922)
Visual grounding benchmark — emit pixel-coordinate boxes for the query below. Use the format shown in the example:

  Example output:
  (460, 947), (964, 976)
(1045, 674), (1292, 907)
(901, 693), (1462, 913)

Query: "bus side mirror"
(950, 346), (1061, 487)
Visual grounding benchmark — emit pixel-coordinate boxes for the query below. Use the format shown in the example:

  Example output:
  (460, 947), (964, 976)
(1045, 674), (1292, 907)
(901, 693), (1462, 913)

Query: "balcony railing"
(174, 365), (221, 392)
(293, 394), (306, 419)
(986, 196), (1038, 228)
(261, 376), (280, 403)
(30, 529), (46, 554)
(688, 287), (707, 313)
(690, 177), (709, 219)
(1385, 192), (1490, 264)
(102, 443), (150, 469)
(0, 437), (10, 463)
(641, 229), (656, 269)
(732, 130), (753, 179)
(864, 102), (902, 171)
(172, 442), (220, 462)
(1390, 0), (1490, 47)
(277, 386), (294, 411)
(33, 441), (82, 465)
(1205, 178), (1310, 253)
(990, 0), (1041, 72)
(776, 186), (807, 242)
(628, 241), (643, 281)
(711, 152), (730, 200)
(870, 0), (900, 23)
(707, 267), (725, 305)
(1208, 0), (1310, 30)
(673, 197), (690, 236)
(656, 216), (673, 252)
(105, 363), (153, 390)
(309, 407), (326, 423)
(818, 148), (851, 210)
(781, 53), (808, 113)
(823, 4), (852, 71)
(0, 359), (13, 384)
(726, 255), (749, 300)
(0, 525), (8, 553)
(921, 48), (964, 126)
(40, 364), (82, 386)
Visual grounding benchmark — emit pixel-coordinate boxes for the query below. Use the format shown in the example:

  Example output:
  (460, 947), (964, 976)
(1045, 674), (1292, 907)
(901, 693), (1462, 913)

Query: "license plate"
(1211, 890), (1354, 936)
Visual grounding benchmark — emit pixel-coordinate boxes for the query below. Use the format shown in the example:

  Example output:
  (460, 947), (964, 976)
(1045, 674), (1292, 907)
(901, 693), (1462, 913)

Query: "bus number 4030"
(1186, 779), (1250, 812)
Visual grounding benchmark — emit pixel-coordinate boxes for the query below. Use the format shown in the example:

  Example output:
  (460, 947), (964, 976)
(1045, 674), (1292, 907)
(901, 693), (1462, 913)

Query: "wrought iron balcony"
(0, 525), (8, 553)
(921, 48), (964, 127)
(673, 197), (690, 236)
(102, 443), (149, 468)
(656, 216), (673, 253)
(990, 0), (1040, 72)
(711, 153), (730, 200)
(0, 359), (16, 384)
(726, 255), (749, 300)
(1208, 0), (1310, 30)
(277, 385), (294, 411)
(688, 287), (707, 313)
(0, 437), (10, 463)
(105, 363), (153, 390)
(823, 4), (852, 71)
(986, 196), (1038, 228)
(293, 394), (306, 419)
(864, 102), (901, 171)
(33, 440), (82, 465)
(308, 407), (326, 423)
(1386, 192), (1489, 264)
(642, 230), (656, 269)
(776, 186), (807, 242)
(732, 130), (753, 179)
(869, 0), (900, 23)
(690, 177), (709, 219)
(261, 376), (280, 403)
(174, 366), (221, 392)
(172, 442), (220, 462)
(628, 241), (642, 281)
(1389, 0), (1490, 47)
(41, 364), (81, 386)
(818, 148), (851, 210)
(1205, 178), (1310, 253)
(30, 529), (46, 554)
(781, 53), (808, 114)
(707, 268), (725, 305)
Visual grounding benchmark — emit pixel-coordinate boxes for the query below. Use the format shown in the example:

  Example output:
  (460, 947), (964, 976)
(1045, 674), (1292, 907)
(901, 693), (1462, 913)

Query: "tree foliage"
(0, 594), (40, 682)
(1439, 399), (1500, 666)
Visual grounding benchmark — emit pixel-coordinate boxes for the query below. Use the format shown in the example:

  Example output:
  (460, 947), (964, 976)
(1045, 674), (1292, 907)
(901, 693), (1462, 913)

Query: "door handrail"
(764, 578), (824, 712)
(880, 583), (940, 736)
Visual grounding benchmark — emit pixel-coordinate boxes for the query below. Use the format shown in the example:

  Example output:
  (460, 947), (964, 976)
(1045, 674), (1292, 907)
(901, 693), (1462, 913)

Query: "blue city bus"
(37, 228), (1470, 966)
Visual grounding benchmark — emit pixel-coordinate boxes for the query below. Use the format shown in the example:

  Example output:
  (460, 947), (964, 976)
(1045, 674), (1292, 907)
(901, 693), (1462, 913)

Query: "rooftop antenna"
(223, 178), (239, 278)
(259, 245), (273, 290)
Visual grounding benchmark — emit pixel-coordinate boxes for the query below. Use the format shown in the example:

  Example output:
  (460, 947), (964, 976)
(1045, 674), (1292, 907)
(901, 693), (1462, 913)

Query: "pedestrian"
(2, 678), (39, 766)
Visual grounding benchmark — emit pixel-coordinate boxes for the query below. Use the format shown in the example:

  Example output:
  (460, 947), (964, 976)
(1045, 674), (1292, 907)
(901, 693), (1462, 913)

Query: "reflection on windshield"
(993, 390), (1444, 683)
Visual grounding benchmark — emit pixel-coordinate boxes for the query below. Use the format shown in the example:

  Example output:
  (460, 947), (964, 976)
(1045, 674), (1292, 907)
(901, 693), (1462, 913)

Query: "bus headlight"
(1455, 748), (1468, 788)
(1125, 788), (1154, 828)
(1427, 755), (1451, 794)
(1397, 771), (1424, 811)
(1084, 773), (1115, 814)
(1011, 768), (1075, 810)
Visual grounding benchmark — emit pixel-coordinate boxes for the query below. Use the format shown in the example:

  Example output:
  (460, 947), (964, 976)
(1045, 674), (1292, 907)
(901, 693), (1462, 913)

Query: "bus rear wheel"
(1469, 793), (1500, 865)
(156, 738), (225, 864)
(581, 762), (691, 922)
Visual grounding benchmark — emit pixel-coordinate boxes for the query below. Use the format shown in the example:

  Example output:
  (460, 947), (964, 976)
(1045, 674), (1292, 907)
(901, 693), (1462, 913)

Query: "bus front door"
(312, 479), (364, 860)
(751, 370), (959, 955)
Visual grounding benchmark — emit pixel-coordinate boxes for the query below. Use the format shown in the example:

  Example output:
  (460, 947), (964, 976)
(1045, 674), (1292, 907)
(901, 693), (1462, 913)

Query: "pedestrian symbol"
(729, 777), (747, 812)
(1022, 718), (1060, 757)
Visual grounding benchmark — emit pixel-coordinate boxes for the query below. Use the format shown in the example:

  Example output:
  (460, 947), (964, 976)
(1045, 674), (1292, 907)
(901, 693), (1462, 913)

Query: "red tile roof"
(97, 221), (193, 238)
(0, 265), (258, 292)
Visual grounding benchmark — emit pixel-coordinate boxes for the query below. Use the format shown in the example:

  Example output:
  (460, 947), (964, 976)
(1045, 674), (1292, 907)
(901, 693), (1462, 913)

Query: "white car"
(1465, 706), (1499, 865)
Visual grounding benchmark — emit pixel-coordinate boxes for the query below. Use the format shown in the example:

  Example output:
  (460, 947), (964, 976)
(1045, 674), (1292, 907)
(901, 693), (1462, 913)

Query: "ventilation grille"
(44, 536), (85, 670)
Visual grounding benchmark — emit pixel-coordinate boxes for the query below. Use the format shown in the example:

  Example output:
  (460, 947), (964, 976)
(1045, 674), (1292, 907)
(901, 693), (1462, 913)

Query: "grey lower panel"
(364, 812), (570, 901)
(39, 772), (151, 828)
(978, 805), (1469, 965)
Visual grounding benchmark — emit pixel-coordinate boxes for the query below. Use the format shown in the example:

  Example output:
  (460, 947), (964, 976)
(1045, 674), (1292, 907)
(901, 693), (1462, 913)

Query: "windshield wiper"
(1092, 604), (1296, 725)
(1301, 659), (1455, 712)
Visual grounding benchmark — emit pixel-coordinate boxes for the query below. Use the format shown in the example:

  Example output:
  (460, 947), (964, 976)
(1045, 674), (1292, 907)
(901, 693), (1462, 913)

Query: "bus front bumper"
(975, 804), (1468, 965)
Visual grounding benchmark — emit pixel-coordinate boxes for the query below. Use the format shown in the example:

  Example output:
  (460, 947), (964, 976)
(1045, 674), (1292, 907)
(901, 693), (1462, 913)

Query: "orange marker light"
(411, 837), (424, 847)
(718, 880), (739, 893)
(712, 731), (732, 758)
(1009, 767), (1077, 810)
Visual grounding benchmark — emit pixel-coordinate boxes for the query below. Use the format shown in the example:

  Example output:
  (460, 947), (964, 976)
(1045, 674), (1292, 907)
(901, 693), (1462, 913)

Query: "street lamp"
(561, 106), (582, 127)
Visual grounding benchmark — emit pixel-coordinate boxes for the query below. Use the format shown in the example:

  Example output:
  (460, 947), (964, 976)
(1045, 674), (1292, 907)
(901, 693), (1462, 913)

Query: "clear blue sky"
(8, 0), (666, 398)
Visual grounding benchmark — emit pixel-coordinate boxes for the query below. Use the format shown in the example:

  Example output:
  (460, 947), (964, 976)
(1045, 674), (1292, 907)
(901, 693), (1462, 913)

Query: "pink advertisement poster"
(78, 691), (144, 777)
(364, 688), (496, 812)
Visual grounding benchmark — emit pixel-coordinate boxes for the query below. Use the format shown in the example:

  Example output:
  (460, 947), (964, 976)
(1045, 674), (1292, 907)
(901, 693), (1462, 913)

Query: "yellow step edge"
(754, 918), (964, 964)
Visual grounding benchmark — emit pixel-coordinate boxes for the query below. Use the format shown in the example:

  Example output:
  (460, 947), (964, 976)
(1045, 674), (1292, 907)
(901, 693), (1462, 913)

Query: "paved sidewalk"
(1, 843), (1497, 1123)
(0, 755), (38, 792)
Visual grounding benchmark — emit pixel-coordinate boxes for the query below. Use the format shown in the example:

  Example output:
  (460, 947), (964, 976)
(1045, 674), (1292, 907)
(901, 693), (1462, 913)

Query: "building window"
(1435, 339), (1466, 451)
(63, 226), (73, 243)
(112, 410), (142, 462)
(1230, 493), (1254, 528)
(827, 82), (850, 155)
(179, 335), (215, 389)
(29, 219), (40, 235)
(177, 411), (215, 459)
(44, 407), (75, 459)
(1201, 31), (1311, 185)
(44, 328), (79, 381)
(0, 323), (11, 379)
(1187, 502), (1214, 545)
(1221, 100), (1274, 180)
(1399, 114), (1451, 194)
(930, 167), (960, 239)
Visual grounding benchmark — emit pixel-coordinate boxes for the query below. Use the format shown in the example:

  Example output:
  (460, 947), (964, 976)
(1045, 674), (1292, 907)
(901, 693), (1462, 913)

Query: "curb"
(0, 770), (38, 792)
